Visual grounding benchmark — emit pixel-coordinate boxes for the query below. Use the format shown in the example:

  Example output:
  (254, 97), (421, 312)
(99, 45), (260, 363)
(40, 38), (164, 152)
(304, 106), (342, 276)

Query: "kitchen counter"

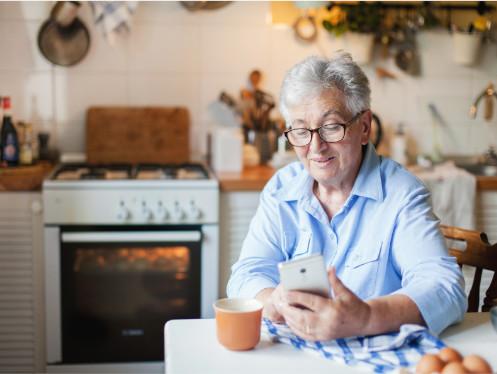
(475, 176), (497, 190)
(216, 165), (497, 192)
(216, 165), (276, 192)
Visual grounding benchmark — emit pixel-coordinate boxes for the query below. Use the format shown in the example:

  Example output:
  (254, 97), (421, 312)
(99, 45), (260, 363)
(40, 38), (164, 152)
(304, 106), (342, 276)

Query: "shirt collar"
(278, 142), (384, 203)
(350, 142), (384, 202)
(279, 167), (314, 202)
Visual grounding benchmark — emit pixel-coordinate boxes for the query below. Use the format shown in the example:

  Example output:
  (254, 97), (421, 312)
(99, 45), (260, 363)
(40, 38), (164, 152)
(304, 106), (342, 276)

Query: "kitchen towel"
(410, 161), (477, 230)
(262, 318), (445, 373)
(90, 1), (138, 45)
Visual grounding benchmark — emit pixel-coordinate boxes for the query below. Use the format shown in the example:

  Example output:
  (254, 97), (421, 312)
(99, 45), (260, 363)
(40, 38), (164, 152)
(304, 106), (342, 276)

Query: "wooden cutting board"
(86, 106), (190, 164)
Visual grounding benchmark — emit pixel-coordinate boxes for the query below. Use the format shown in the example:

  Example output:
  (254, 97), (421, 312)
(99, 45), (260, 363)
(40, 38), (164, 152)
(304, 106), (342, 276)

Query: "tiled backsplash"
(1, 1), (497, 159)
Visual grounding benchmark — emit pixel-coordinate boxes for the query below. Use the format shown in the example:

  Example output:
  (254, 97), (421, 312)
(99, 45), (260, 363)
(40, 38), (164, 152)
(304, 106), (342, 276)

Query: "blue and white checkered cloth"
(90, 1), (138, 44)
(263, 318), (445, 373)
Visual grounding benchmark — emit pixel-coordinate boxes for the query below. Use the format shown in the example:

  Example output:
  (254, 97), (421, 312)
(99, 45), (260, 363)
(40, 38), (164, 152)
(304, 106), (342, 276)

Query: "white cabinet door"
(0, 192), (44, 372)
(219, 192), (260, 297)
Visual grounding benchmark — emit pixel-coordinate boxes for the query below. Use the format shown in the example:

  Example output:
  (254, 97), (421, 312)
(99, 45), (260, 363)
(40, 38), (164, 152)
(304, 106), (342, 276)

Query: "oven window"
(61, 237), (201, 363)
(73, 247), (191, 319)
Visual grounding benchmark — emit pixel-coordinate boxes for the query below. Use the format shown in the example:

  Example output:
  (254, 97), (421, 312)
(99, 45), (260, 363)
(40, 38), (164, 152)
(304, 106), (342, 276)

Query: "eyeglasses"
(284, 110), (367, 147)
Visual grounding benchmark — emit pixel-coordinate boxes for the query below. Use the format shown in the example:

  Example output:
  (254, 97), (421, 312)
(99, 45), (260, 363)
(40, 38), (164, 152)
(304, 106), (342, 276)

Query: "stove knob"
(156, 202), (169, 221)
(117, 201), (130, 222)
(188, 200), (202, 220)
(141, 202), (153, 221)
(172, 201), (185, 221)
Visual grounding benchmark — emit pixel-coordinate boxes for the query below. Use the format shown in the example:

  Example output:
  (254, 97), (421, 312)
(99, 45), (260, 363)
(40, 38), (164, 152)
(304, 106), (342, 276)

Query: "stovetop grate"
(53, 163), (209, 181)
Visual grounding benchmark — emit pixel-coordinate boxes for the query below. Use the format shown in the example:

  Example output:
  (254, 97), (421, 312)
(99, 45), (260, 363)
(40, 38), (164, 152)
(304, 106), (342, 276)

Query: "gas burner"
(176, 164), (209, 180)
(80, 170), (106, 180)
(53, 164), (133, 181)
(135, 164), (171, 180)
(51, 163), (210, 181)
(135, 163), (209, 180)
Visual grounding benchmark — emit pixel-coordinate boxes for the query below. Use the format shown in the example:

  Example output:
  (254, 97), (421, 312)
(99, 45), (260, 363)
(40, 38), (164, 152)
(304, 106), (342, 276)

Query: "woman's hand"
(255, 285), (286, 323)
(279, 267), (372, 341)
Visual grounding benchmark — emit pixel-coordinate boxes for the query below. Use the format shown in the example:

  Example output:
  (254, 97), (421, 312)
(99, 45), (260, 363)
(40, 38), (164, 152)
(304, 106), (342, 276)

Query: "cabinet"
(0, 192), (44, 372)
(219, 191), (260, 297)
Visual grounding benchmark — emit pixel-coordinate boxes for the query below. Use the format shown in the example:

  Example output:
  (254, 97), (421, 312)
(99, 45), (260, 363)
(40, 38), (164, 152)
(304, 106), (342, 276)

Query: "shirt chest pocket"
(344, 241), (383, 299)
(292, 231), (312, 258)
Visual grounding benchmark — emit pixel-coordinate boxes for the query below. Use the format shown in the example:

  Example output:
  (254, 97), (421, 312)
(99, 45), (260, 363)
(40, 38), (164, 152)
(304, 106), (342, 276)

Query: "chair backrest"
(440, 225), (497, 312)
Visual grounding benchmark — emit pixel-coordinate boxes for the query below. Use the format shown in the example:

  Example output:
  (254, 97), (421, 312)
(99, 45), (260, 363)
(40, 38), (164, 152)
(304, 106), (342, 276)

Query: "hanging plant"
(323, 3), (382, 36)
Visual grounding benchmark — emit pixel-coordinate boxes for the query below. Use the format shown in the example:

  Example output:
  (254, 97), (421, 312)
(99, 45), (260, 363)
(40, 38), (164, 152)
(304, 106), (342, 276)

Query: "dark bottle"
(0, 97), (3, 152)
(0, 96), (20, 166)
(38, 132), (59, 162)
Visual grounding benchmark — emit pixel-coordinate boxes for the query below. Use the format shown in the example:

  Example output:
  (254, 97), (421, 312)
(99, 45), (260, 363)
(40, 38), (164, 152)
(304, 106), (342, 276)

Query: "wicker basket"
(0, 162), (53, 191)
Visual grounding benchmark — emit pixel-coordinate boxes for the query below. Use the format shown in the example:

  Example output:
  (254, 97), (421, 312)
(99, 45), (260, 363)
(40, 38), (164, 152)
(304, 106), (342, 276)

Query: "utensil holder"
(254, 131), (273, 165)
(452, 31), (481, 66)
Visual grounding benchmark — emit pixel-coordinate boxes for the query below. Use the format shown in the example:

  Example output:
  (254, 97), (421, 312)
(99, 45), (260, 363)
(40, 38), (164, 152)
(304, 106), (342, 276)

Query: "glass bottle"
(0, 96), (20, 166)
(19, 122), (33, 165)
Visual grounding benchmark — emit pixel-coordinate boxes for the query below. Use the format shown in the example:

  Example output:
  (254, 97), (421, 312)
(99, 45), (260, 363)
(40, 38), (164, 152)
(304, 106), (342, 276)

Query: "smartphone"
(278, 254), (331, 298)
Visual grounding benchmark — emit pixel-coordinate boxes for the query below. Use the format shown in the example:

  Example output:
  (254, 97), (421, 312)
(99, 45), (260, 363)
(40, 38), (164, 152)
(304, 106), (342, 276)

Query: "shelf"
(329, 2), (495, 13)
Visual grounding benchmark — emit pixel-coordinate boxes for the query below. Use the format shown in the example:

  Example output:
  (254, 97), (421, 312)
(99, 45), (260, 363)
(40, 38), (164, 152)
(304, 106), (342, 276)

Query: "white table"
(165, 313), (497, 374)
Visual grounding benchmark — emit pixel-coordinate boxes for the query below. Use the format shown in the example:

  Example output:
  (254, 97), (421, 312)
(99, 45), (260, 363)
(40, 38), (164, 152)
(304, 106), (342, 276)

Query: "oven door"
(56, 226), (202, 364)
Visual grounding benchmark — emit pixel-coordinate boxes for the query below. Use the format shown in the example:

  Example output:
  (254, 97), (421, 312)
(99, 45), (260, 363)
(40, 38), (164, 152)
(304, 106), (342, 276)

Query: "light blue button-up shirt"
(227, 143), (467, 335)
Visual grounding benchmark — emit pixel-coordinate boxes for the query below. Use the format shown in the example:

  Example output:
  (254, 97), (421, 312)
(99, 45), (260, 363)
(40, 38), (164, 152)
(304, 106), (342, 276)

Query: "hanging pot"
(392, 22), (420, 76)
(37, 1), (90, 67)
(370, 112), (383, 148)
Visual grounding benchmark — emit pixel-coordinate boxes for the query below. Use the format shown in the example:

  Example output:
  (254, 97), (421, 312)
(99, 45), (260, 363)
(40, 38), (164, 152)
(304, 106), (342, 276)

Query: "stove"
(43, 163), (218, 225)
(42, 162), (219, 372)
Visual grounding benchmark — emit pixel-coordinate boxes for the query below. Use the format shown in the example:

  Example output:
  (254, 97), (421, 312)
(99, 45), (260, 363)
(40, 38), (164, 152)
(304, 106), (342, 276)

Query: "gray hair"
(279, 52), (370, 127)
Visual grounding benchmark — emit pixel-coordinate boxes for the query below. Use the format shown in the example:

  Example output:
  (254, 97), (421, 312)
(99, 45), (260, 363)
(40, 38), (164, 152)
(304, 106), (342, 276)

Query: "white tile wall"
(1, 1), (497, 158)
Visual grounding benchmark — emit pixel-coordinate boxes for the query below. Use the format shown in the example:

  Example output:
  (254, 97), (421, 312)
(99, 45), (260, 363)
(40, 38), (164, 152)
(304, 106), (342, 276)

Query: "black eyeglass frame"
(284, 109), (367, 147)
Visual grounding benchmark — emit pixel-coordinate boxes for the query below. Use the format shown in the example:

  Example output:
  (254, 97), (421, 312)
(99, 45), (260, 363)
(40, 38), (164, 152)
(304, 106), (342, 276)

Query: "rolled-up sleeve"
(391, 186), (467, 335)
(226, 186), (286, 298)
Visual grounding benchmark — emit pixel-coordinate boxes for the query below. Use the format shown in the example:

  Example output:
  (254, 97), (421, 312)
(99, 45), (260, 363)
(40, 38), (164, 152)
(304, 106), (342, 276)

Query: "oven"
(42, 163), (219, 372)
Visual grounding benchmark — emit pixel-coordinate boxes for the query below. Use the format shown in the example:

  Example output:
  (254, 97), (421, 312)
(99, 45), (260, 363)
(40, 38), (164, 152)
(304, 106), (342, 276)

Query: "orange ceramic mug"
(213, 298), (263, 351)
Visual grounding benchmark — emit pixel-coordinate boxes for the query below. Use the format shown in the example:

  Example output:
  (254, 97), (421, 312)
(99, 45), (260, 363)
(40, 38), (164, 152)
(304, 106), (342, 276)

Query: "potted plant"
(322, 3), (382, 64)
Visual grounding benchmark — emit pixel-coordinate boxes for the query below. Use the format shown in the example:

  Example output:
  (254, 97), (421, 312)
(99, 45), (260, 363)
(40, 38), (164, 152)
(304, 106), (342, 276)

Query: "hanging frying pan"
(37, 1), (90, 67)
(370, 112), (383, 148)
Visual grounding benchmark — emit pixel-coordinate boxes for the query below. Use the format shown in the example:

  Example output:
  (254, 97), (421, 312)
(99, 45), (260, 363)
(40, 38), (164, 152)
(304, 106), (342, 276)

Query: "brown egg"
(416, 354), (446, 373)
(462, 354), (493, 374)
(441, 361), (468, 374)
(439, 347), (463, 364)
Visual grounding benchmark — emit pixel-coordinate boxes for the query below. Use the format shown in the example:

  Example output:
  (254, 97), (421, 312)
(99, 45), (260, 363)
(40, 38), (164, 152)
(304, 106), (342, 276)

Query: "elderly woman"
(227, 53), (466, 340)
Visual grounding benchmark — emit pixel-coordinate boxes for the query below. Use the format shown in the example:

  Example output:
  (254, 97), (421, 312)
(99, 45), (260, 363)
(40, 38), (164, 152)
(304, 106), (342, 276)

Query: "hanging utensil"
(370, 112), (383, 148)
(293, 13), (318, 43)
(392, 13), (420, 76)
(485, 84), (495, 121)
(394, 37), (420, 76)
(37, 1), (90, 67)
(428, 103), (459, 154)
(470, 83), (497, 121)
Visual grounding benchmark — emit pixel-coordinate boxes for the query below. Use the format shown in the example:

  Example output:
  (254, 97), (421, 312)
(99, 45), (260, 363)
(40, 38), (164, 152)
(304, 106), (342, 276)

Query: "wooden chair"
(440, 225), (497, 312)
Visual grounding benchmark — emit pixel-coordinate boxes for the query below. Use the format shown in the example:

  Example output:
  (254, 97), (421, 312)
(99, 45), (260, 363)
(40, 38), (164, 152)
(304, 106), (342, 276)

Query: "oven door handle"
(61, 231), (202, 243)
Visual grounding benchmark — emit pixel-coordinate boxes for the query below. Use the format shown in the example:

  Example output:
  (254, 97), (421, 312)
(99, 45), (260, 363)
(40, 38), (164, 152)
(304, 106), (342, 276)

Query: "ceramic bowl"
(491, 306), (497, 333)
